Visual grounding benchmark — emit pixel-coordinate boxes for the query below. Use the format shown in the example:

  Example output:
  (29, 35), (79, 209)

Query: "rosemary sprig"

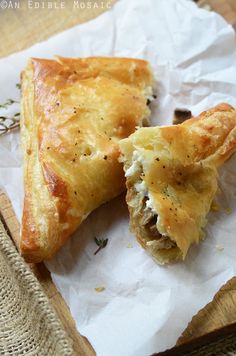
(16, 83), (21, 90)
(94, 237), (108, 255)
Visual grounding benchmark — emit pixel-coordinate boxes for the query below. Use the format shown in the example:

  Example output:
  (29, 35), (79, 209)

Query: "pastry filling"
(127, 164), (176, 250)
(140, 197), (176, 250)
(125, 156), (177, 251)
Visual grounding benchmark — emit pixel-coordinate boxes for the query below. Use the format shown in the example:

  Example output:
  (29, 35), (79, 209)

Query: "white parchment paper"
(0, 0), (236, 354)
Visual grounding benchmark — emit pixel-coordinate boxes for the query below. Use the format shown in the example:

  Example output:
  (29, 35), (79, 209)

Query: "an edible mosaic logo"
(0, 0), (112, 9)
(0, 0), (10, 8)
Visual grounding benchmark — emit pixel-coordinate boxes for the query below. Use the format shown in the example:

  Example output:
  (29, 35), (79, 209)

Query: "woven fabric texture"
(0, 220), (74, 356)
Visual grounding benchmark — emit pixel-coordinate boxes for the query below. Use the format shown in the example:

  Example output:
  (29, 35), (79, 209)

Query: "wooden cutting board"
(198, 0), (236, 29)
(1, 0), (236, 354)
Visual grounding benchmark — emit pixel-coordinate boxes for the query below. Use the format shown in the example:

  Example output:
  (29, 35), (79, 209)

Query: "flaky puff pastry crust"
(21, 56), (154, 262)
(119, 104), (236, 264)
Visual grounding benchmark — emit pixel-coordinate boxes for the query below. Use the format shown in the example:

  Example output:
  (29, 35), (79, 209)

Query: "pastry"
(119, 104), (236, 264)
(21, 56), (154, 262)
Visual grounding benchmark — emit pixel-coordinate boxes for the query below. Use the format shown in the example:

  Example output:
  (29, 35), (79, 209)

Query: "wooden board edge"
(177, 276), (236, 344)
(154, 322), (236, 355)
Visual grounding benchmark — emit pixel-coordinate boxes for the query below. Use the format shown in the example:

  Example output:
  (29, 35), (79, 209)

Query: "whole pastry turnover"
(119, 104), (236, 264)
(21, 56), (154, 262)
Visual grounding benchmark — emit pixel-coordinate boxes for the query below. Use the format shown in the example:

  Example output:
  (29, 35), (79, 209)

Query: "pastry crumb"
(216, 244), (224, 252)
(127, 243), (133, 248)
(225, 208), (232, 215)
(211, 201), (220, 212)
(95, 287), (105, 293)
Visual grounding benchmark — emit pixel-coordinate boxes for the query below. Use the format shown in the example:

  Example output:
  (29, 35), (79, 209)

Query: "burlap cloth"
(0, 220), (74, 355)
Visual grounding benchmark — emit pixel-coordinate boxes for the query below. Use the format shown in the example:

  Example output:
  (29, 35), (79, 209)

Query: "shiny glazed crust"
(21, 56), (154, 262)
(120, 104), (236, 264)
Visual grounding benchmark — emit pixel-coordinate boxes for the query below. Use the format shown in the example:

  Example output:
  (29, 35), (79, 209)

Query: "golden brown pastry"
(119, 104), (236, 264)
(21, 56), (154, 262)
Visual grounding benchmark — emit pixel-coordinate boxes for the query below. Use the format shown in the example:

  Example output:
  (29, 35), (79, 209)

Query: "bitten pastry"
(21, 56), (154, 262)
(119, 104), (236, 264)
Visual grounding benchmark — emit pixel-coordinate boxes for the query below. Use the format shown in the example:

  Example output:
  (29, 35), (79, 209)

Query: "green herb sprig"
(94, 237), (108, 255)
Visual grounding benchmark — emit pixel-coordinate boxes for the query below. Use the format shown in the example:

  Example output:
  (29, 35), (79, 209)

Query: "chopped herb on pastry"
(20, 56), (154, 262)
(119, 104), (236, 264)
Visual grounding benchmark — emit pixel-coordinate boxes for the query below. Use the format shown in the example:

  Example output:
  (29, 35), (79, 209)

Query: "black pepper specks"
(163, 165), (165, 169)
(104, 155), (108, 160)
(156, 158), (160, 161)
(74, 191), (77, 195)
(47, 147), (50, 150)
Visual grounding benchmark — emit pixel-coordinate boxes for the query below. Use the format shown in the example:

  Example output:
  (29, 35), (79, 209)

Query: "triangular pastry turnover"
(119, 104), (236, 264)
(21, 56), (154, 262)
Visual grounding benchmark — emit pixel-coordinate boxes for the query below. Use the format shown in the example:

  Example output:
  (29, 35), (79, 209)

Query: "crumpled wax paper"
(0, 0), (236, 354)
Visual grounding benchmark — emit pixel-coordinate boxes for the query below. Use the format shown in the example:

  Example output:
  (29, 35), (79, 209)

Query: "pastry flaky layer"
(20, 56), (154, 262)
(119, 103), (236, 264)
